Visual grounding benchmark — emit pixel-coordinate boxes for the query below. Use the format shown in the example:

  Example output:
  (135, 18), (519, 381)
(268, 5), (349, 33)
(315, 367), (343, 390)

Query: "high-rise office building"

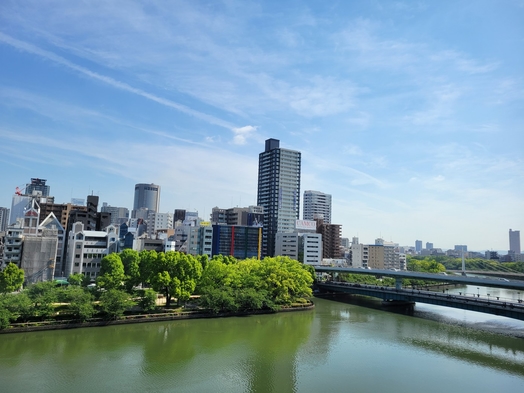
(257, 138), (301, 257)
(426, 242), (433, 250)
(132, 183), (160, 218)
(25, 178), (50, 197)
(509, 229), (521, 254)
(415, 240), (422, 253)
(303, 190), (332, 224)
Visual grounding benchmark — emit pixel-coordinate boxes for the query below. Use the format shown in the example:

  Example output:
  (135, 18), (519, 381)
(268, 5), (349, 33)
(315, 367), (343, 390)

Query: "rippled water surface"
(1, 295), (523, 393)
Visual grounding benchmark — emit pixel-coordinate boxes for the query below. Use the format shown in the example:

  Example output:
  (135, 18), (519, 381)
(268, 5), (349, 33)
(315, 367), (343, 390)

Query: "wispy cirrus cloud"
(0, 32), (234, 130)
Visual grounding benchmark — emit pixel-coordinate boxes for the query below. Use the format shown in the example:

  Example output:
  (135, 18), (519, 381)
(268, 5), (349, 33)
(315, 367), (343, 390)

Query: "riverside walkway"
(316, 281), (524, 321)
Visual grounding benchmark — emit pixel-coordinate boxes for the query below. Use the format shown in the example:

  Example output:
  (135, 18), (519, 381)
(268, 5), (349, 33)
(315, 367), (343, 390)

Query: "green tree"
(235, 287), (268, 311)
(64, 286), (95, 321)
(0, 295), (15, 329)
(257, 257), (313, 305)
(99, 289), (132, 320)
(97, 253), (125, 290)
(0, 263), (24, 293)
(67, 273), (84, 286)
(139, 289), (158, 312)
(27, 281), (58, 319)
(120, 249), (141, 292)
(139, 250), (158, 286)
(2, 292), (33, 322)
(150, 251), (203, 307)
(199, 286), (238, 314)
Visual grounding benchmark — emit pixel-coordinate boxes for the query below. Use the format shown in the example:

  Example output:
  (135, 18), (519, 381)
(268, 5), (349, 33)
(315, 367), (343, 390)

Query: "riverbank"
(0, 302), (315, 334)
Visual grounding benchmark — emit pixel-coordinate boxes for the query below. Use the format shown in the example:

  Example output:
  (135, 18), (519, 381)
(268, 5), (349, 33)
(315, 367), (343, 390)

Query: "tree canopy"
(0, 263), (24, 293)
(97, 253), (125, 290)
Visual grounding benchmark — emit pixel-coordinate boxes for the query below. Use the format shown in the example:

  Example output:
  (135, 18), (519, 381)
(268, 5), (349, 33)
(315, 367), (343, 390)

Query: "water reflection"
(1, 298), (523, 392)
(318, 294), (524, 376)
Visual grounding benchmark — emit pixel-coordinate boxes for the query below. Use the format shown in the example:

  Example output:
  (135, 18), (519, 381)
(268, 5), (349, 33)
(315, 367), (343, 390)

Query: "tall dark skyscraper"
(257, 138), (301, 257)
(132, 183), (160, 219)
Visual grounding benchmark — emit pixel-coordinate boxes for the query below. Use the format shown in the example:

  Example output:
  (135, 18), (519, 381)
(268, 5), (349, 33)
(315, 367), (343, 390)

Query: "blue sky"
(1, 0), (523, 251)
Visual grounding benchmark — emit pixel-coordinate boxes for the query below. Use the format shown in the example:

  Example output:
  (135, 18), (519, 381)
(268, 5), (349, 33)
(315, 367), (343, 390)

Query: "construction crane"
(15, 184), (26, 196)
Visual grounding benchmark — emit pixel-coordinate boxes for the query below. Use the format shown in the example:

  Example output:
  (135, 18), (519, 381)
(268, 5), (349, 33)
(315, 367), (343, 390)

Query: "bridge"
(313, 267), (524, 321)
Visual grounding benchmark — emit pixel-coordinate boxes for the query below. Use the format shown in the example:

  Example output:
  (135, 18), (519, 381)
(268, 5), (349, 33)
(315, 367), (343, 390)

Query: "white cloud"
(232, 125), (258, 145)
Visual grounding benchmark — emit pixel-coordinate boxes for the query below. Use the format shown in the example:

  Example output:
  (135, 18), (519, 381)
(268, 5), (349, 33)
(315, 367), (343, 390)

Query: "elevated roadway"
(313, 266), (524, 291)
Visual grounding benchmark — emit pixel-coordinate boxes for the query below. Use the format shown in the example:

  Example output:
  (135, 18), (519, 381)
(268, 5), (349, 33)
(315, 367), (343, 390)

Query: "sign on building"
(295, 220), (317, 231)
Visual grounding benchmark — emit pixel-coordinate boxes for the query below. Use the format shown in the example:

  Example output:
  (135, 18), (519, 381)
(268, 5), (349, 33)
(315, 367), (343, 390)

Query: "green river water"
(1, 288), (523, 393)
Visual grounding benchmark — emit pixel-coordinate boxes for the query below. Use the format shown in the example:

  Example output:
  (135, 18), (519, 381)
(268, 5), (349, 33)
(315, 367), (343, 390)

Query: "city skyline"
(0, 1), (523, 251)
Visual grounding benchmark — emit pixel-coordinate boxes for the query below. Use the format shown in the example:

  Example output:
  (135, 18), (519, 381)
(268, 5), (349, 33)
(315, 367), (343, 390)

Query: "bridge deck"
(317, 281), (524, 321)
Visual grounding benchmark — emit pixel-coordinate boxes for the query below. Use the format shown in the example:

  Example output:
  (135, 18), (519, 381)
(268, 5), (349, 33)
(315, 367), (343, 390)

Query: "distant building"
(426, 242), (433, 250)
(303, 190), (332, 224)
(2, 223), (24, 268)
(132, 183), (160, 219)
(454, 245), (468, 252)
(350, 237), (368, 268)
(146, 212), (173, 236)
(485, 251), (499, 261)
(211, 206), (264, 227)
(40, 200), (86, 230)
(211, 225), (262, 259)
(101, 203), (129, 226)
(0, 207), (9, 232)
(275, 232), (323, 265)
(25, 178), (50, 197)
(174, 209), (186, 222)
(315, 218), (342, 259)
(275, 233), (299, 260)
(9, 194), (33, 226)
(509, 229), (521, 255)
(415, 240), (422, 253)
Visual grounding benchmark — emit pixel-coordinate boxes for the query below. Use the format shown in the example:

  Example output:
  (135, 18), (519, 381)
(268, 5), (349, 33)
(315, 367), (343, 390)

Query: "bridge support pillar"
(395, 278), (402, 290)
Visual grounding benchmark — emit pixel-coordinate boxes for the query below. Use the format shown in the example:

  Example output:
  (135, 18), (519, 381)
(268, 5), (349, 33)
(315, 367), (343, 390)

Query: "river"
(1, 288), (523, 393)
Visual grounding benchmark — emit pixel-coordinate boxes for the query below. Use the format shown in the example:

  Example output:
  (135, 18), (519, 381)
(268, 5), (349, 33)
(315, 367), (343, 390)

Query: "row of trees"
(96, 249), (205, 307)
(0, 251), (315, 328)
(0, 281), (150, 328)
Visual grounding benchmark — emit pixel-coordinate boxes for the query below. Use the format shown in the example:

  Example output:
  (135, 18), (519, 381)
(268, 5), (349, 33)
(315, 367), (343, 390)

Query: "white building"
(275, 232), (323, 265)
(303, 190), (332, 224)
(64, 222), (119, 280)
(2, 221), (24, 268)
(350, 237), (369, 268)
(275, 233), (299, 259)
(146, 212), (174, 237)
(301, 233), (323, 265)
